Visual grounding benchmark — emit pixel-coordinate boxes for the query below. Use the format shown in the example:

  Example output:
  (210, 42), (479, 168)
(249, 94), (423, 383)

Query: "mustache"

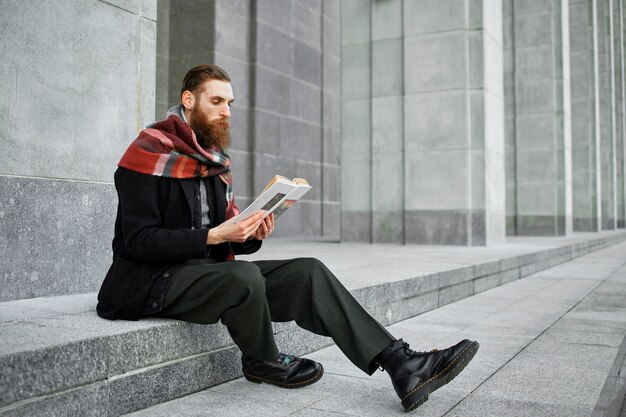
(210, 119), (230, 128)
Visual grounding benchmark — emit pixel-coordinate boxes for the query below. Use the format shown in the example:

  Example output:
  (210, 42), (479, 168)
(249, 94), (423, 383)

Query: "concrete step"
(1, 231), (626, 416)
(124, 240), (626, 417)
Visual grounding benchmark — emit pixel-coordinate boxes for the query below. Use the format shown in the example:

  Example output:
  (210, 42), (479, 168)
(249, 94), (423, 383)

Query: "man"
(97, 64), (479, 412)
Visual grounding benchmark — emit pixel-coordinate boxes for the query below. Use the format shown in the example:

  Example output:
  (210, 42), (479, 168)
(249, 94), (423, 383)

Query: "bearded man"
(96, 64), (479, 412)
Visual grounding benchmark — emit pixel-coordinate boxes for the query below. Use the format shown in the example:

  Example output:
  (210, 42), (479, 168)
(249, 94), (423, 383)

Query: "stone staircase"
(2, 231), (626, 416)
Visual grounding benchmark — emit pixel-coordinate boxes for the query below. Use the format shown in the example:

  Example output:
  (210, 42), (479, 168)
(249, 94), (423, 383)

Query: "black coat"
(96, 167), (261, 320)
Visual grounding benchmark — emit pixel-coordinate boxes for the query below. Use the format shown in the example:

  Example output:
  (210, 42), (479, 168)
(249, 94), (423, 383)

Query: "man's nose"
(221, 105), (231, 118)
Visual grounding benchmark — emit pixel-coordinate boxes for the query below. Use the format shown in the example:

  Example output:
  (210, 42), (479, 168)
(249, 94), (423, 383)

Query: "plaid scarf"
(119, 110), (240, 259)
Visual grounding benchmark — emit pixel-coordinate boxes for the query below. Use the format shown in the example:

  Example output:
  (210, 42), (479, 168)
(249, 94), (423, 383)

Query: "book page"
(233, 180), (295, 223)
(261, 193), (287, 211)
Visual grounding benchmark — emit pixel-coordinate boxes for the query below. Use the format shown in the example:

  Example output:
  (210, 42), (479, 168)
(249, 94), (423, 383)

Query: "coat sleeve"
(232, 239), (262, 255)
(116, 167), (209, 263)
(224, 198), (263, 255)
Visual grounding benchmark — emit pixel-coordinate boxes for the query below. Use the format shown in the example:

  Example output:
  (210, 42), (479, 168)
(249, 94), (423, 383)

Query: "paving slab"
(124, 239), (626, 417)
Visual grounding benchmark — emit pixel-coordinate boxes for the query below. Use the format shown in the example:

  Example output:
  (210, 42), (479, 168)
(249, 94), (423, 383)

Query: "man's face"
(185, 79), (234, 150)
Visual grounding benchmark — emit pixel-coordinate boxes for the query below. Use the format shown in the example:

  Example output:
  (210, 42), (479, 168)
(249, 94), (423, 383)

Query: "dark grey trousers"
(154, 257), (395, 375)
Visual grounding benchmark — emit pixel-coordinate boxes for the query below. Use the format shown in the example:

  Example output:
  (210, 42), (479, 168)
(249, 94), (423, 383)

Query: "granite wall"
(0, 0), (156, 301)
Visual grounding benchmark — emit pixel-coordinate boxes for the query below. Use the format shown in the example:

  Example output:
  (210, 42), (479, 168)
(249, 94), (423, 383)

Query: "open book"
(233, 175), (312, 223)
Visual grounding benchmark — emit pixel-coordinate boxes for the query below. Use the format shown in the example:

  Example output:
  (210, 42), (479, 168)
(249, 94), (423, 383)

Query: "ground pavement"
(125, 240), (626, 417)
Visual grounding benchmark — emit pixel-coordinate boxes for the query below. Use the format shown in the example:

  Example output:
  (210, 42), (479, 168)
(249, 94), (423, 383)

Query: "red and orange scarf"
(118, 114), (240, 255)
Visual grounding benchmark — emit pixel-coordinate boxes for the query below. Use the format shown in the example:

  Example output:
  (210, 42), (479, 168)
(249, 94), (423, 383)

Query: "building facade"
(1, 0), (625, 301)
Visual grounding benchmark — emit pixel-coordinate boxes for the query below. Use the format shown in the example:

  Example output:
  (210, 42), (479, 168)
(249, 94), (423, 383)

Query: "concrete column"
(613, 0), (626, 227)
(321, 0), (342, 239)
(569, 0), (601, 231)
(512, 0), (573, 236)
(621, 0), (626, 226)
(504, 0), (518, 235)
(403, 0), (505, 245)
(0, 0), (157, 301)
(341, 0), (372, 242)
(597, 0), (617, 229)
(371, 0), (404, 243)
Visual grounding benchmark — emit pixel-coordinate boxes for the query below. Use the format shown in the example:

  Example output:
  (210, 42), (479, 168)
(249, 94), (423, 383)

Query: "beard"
(189, 106), (231, 150)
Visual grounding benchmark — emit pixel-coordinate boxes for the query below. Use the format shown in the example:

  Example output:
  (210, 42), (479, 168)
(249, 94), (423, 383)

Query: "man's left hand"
(252, 213), (274, 240)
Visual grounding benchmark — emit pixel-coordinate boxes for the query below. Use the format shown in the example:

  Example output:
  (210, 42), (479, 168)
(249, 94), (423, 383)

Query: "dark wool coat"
(96, 167), (261, 320)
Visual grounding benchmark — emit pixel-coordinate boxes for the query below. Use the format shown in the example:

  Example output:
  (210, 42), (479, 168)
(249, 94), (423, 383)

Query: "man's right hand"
(206, 211), (266, 245)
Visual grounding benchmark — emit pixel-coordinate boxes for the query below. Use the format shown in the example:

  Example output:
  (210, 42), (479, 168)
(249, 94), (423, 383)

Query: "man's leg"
(154, 259), (279, 361)
(153, 258), (323, 388)
(255, 257), (479, 412)
(253, 257), (394, 374)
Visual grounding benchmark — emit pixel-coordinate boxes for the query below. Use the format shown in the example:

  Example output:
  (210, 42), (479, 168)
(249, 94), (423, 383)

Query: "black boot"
(242, 353), (324, 388)
(378, 339), (479, 412)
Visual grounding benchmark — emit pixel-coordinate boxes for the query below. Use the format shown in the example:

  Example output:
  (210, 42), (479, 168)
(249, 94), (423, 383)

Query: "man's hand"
(207, 211), (265, 245)
(251, 213), (274, 241)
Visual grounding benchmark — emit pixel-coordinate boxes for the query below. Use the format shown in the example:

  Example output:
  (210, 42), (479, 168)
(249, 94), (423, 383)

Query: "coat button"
(163, 272), (170, 278)
(152, 302), (158, 308)
(197, 194), (200, 200)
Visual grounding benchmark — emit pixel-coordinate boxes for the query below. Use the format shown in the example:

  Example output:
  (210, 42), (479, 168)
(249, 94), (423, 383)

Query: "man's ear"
(182, 91), (195, 110)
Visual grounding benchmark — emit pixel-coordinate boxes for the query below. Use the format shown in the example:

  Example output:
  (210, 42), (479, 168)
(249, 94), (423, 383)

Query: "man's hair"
(180, 64), (231, 97)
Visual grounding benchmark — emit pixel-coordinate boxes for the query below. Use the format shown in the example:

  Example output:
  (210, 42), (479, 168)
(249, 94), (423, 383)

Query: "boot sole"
(401, 340), (479, 412)
(243, 364), (324, 389)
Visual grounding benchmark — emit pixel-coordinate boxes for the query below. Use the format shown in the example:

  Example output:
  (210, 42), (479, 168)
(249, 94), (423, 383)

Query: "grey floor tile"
(476, 341), (616, 408)
(443, 295), (517, 313)
(125, 390), (302, 417)
(306, 345), (388, 382)
(291, 374), (401, 417)
(478, 310), (560, 332)
(207, 375), (328, 408)
(446, 392), (592, 417)
(290, 408), (350, 416)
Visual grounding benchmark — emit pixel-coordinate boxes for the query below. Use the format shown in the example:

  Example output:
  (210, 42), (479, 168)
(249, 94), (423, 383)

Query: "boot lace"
(277, 354), (296, 366)
(376, 340), (439, 371)
(403, 341), (438, 357)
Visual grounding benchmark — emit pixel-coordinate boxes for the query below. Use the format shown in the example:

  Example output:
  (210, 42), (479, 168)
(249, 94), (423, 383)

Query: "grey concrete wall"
(0, 0), (157, 301)
(510, 0), (573, 236)
(157, 0), (340, 239)
(570, 0), (601, 232)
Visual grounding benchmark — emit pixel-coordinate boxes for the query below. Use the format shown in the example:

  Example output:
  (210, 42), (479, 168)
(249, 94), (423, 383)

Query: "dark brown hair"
(180, 64), (231, 98)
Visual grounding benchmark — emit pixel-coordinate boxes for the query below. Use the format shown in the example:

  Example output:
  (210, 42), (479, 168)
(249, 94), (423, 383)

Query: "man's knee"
(290, 257), (337, 285)
(227, 260), (266, 295)
(291, 257), (327, 272)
